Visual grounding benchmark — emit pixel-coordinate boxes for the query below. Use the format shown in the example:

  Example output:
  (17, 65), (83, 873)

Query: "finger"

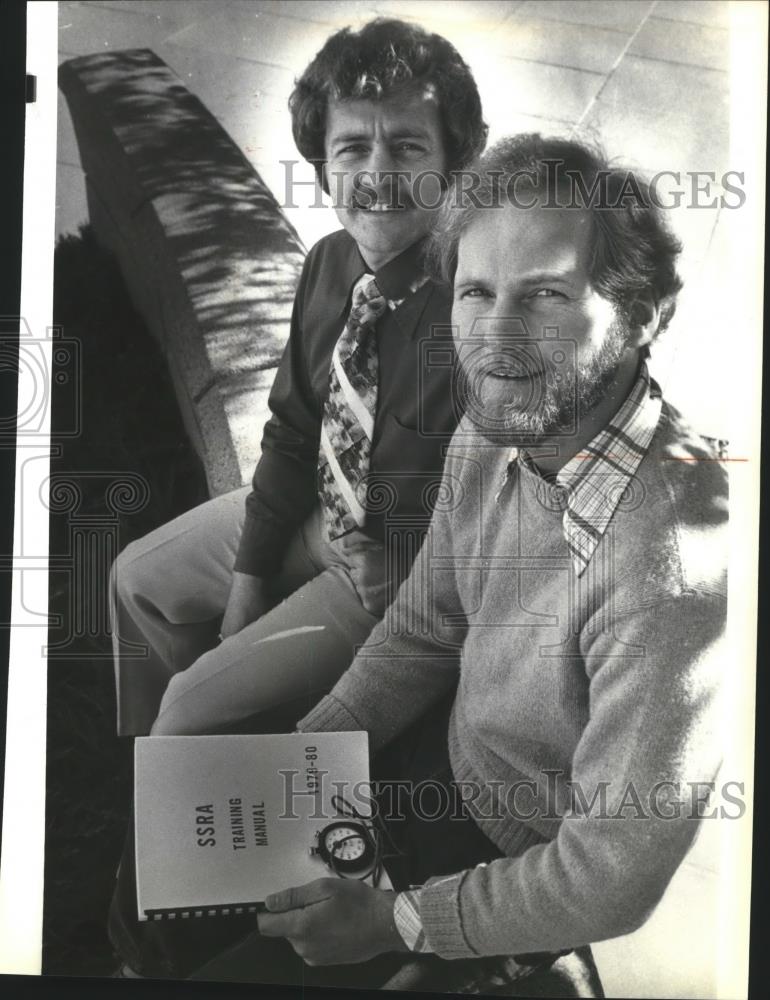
(257, 910), (300, 938)
(265, 879), (336, 912)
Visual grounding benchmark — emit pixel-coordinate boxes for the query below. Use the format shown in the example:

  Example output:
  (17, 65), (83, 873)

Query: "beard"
(462, 319), (629, 446)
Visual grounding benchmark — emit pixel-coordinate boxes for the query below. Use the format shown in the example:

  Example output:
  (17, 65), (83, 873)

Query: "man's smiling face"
(324, 89), (447, 270)
(452, 199), (638, 445)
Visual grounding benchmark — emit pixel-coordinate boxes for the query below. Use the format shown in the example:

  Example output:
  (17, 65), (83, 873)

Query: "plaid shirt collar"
(516, 363), (662, 577)
(558, 362), (662, 576)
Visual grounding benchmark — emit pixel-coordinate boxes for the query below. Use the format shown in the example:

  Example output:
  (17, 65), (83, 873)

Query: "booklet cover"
(134, 731), (384, 921)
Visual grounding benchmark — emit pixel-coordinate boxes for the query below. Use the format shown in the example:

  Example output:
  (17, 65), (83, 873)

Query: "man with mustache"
(193, 135), (724, 994)
(107, 16), (492, 983)
(110, 18), (486, 738)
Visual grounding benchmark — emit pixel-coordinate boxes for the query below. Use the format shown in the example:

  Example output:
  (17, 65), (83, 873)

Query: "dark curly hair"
(431, 134), (684, 338)
(289, 18), (487, 192)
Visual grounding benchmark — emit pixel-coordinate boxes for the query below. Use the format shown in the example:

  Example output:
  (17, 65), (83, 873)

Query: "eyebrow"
(516, 270), (579, 284)
(329, 128), (432, 146)
(388, 128), (431, 140)
(454, 270), (579, 287)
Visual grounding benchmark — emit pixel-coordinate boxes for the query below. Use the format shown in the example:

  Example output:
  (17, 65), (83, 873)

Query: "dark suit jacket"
(235, 229), (459, 582)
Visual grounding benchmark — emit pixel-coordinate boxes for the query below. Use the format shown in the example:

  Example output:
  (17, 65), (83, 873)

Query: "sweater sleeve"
(297, 453), (466, 750)
(416, 589), (727, 958)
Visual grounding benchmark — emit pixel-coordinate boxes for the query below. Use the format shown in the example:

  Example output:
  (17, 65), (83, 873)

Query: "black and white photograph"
(1, 1), (766, 996)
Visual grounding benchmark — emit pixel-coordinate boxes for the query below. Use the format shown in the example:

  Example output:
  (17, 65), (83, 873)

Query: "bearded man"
(221, 134), (726, 996)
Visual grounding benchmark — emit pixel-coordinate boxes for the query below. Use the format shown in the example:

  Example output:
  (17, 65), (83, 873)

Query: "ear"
(626, 292), (660, 349)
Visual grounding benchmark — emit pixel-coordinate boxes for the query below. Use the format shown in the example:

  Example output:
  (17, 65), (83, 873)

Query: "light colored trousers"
(110, 486), (386, 736)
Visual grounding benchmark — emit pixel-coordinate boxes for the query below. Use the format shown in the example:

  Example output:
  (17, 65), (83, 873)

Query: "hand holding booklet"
(134, 731), (391, 922)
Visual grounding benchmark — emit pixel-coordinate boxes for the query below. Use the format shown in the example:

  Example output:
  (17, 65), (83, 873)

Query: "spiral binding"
(146, 901), (266, 921)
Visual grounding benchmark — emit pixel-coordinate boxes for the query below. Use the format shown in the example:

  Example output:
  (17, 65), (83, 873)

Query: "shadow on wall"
(59, 48), (307, 493)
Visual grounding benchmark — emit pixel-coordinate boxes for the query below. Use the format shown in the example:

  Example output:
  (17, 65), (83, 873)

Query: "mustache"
(347, 170), (432, 210)
(349, 190), (415, 211)
(326, 168), (448, 210)
(460, 347), (550, 380)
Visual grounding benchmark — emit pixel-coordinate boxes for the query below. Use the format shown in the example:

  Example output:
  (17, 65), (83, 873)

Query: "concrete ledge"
(59, 48), (306, 496)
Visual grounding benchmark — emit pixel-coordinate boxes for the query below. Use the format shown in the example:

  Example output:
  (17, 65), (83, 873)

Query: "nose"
(368, 140), (398, 176)
(359, 143), (405, 207)
(458, 313), (545, 372)
(470, 312), (531, 345)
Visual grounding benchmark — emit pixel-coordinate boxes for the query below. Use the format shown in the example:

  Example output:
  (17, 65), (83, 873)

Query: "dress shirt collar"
(510, 363), (663, 577)
(347, 237), (432, 336)
(367, 237), (429, 304)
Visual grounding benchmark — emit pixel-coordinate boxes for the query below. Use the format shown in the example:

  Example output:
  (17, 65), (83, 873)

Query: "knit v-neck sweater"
(299, 401), (728, 959)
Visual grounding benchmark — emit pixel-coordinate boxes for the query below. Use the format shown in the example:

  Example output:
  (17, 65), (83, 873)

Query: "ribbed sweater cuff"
(418, 873), (478, 960)
(296, 695), (364, 734)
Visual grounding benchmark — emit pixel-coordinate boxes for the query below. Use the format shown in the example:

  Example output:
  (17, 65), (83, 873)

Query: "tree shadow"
(59, 47), (307, 390)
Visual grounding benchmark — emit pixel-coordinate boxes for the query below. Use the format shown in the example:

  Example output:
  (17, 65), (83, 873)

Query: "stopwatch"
(311, 819), (376, 875)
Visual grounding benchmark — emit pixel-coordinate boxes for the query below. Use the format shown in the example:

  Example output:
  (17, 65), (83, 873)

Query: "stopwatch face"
(324, 825), (367, 862)
(314, 819), (376, 874)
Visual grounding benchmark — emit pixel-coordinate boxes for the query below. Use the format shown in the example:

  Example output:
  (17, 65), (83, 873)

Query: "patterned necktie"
(318, 273), (388, 540)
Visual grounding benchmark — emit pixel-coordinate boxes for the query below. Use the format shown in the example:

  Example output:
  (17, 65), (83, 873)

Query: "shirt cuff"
(393, 890), (433, 953)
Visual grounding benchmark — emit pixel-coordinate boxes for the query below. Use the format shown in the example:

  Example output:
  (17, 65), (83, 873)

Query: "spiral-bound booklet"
(133, 731), (386, 921)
